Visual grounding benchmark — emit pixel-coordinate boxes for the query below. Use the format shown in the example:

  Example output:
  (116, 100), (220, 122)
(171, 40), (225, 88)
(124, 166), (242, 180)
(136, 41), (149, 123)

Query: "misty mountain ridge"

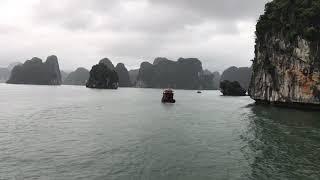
(3, 56), (251, 90)
(63, 68), (89, 86)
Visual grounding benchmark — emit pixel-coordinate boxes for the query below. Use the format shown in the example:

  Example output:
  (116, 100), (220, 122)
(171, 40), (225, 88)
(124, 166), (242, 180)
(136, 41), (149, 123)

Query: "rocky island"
(220, 80), (247, 96)
(86, 59), (119, 89)
(249, 0), (320, 107)
(136, 57), (218, 90)
(63, 68), (89, 86)
(221, 66), (252, 90)
(7, 55), (62, 85)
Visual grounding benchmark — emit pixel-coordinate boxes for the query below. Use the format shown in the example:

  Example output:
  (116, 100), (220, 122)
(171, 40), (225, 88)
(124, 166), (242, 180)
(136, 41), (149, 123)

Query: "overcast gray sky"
(0, 0), (269, 71)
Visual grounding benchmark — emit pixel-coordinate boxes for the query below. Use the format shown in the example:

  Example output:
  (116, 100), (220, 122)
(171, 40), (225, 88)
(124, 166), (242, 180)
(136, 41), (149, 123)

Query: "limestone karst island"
(250, 0), (320, 108)
(0, 0), (320, 179)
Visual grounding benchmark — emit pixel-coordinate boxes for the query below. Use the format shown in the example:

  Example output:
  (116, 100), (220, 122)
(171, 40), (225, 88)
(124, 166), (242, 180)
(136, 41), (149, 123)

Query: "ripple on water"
(0, 86), (320, 179)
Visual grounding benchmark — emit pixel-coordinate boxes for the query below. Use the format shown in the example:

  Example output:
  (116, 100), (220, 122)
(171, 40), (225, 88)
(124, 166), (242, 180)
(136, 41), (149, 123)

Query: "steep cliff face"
(45, 55), (62, 85)
(7, 56), (62, 85)
(136, 58), (206, 89)
(250, 0), (320, 105)
(86, 61), (119, 89)
(115, 63), (132, 87)
(136, 62), (154, 88)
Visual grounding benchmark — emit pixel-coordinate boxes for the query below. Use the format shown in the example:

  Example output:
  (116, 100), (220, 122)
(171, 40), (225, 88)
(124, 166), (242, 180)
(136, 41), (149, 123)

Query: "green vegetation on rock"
(256, 0), (320, 42)
(86, 61), (119, 89)
(220, 80), (247, 96)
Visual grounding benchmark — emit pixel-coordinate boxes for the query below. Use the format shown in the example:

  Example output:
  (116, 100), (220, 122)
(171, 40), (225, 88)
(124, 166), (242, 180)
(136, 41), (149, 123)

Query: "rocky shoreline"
(249, 0), (320, 107)
(254, 99), (320, 110)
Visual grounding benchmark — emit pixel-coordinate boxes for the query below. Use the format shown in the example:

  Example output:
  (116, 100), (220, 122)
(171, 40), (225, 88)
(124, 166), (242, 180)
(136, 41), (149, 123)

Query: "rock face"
(220, 80), (247, 96)
(7, 55), (62, 85)
(153, 57), (170, 65)
(46, 55), (62, 83)
(129, 69), (139, 86)
(136, 57), (210, 89)
(136, 62), (155, 88)
(115, 63), (132, 87)
(86, 60), (119, 89)
(250, 0), (320, 106)
(99, 58), (115, 70)
(221, 66), (252, 90)
(63, 68), (89, 86)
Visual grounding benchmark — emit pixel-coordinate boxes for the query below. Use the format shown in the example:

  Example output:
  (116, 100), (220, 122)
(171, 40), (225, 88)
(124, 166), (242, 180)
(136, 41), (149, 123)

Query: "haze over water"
(0, 84), (319, 179)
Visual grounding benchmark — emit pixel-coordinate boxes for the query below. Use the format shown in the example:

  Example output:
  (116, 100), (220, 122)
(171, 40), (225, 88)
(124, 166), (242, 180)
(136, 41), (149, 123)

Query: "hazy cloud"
(0, 0), (269, 71)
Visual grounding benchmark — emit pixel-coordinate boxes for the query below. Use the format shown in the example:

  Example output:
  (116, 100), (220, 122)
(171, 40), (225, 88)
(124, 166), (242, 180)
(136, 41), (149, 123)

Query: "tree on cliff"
(256, 0), (320, 43)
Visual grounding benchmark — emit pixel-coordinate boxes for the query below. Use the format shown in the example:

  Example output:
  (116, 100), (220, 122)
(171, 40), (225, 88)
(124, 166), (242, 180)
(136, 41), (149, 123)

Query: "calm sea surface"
(0, 84), (320, 180)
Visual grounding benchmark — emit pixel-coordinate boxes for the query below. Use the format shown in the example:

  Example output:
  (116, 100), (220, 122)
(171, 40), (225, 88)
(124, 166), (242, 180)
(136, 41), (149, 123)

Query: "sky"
(0, 0), (269, 72)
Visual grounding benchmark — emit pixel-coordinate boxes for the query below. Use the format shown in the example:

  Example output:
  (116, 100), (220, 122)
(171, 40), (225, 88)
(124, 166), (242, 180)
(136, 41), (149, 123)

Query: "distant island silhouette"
(2, 56), (251, 91)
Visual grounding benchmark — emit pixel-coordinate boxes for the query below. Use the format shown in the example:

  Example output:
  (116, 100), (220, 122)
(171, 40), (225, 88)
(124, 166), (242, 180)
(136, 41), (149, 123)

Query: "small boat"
(162, 89), (176, 103)
(197, 86), (203, 94)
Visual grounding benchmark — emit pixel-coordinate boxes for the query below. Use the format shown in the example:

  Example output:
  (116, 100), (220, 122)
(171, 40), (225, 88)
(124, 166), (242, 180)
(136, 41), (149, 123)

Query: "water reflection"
(242, 105), (320, 179)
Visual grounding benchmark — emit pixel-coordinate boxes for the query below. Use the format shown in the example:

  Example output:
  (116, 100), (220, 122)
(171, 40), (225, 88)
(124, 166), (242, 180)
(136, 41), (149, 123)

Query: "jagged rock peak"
(26, 57), (42, 64)
(153, 57), (170, 65)
(115, 63), (132, 87)
(46, 55), (58, 63)
(115, 63), (126, 69)
(46, 55), (62, 84)
(140, 61), (153, 67)
(99, 58), (115, 69)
